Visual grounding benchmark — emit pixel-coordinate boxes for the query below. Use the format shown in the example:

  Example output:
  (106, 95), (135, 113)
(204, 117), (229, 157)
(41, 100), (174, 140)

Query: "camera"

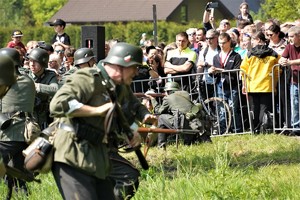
(206, 2), (218, 10)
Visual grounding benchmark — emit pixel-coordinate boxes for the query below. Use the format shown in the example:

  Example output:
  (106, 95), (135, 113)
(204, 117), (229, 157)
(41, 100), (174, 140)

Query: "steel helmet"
(103, 42), (143, 67)
(27, 48), (49, 68)
(74, 48), (95, 65)
(0, 55), (16, 86)
(0, 48), (21, 67)
(164, 82), (180, 91)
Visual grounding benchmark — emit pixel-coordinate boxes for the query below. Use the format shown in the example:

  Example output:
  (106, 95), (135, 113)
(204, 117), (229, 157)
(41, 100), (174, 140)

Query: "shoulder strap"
(203, 46), (209, 60)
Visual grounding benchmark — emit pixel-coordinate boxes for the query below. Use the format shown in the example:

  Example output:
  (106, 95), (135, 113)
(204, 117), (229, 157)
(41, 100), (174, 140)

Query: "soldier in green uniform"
(58, 47), (96, 88)
(152, 82), (211, 148)
(49, 43), (157, 199)
(0, 50), (36, 198)
(27, 48), (58, 129)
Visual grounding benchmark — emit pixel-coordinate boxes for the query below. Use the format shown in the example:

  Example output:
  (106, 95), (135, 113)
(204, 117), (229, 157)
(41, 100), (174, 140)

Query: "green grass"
(1, 134), (300, 199)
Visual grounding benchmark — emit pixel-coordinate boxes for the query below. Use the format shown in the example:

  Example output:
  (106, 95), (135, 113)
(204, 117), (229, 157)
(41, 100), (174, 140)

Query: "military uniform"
(0, 74), (36, 198)
(58, 65), (80, 88)
(50, 62), (149, 199)
(28, 69), (58, 129)
(154, 82), (210, 147)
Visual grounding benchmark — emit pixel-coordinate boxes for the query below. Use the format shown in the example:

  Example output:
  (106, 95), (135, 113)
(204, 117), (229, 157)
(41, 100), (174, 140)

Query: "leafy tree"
(254, 0), (300, 22)
(24, 0), (68, 26)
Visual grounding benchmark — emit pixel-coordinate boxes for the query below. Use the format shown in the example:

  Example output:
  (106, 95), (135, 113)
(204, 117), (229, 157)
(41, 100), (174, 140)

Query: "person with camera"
(0, 48), (36, 198)
(203, 2), (231, 34)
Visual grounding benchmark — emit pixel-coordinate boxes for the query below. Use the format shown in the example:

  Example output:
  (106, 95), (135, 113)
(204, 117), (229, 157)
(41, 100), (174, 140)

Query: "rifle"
(134, 93), (165, 98)
(105, 87), (149, 170)
(138, 127), (199, 157)
(5, 164), (41, 183)
(138, 127), (199, 134)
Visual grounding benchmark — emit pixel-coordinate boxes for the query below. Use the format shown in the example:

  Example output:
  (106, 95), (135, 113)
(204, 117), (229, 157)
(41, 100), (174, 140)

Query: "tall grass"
(1, 134), (300, 199)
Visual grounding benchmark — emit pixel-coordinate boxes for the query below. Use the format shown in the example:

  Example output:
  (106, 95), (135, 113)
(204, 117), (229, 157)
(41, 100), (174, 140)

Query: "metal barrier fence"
(131, 69), (254, 136)
(272, 64), (300, 134)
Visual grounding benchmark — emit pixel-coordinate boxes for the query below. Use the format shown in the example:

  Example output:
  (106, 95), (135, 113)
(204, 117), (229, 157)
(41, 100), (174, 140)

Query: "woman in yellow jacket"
(240, 31), (281, 133)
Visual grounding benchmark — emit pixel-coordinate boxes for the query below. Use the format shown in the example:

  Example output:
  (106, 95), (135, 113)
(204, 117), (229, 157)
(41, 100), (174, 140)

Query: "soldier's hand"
(129, 130), (142, 147)
(96, 102), (114, 116)
(142, 114), (158, 126)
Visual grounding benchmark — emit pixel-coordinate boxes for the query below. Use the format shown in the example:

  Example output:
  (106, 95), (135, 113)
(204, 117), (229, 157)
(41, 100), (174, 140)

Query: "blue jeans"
(290, 84), (300, 128)
(217, 82), (242, 134)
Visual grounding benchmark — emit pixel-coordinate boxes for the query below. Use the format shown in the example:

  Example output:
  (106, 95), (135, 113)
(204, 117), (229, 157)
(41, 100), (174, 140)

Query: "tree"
(24, 0), (68, 26)
(254, 0), (300, 22)
(0, 0), (67, 27)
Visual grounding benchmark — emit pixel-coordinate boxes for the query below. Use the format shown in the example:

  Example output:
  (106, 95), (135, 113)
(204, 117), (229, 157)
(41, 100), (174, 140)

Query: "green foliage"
(24, 0), (68, 26)
(253, 0), (300, 22)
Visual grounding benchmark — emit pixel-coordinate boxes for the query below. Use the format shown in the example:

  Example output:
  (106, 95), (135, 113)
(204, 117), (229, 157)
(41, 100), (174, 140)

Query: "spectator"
(6, 30), (26, 53)
(240, 33), (252, 59)
(53, 44), (65, 65)
(218, 19), (231, 33)
(25, 40), (38, 53)
(49, 19), (71, 49)
(279, 26), (300, 135)
(105, 41), (110, 57)
(132, 46), (159, 92)
(62, 46), (76, 72)
(186, 28), (199, 54)
(38, 42), (54, 55)
(264, 19), (278, 41)
(241, 31), (281, 133)
(48, 53), (62, 77)
(267, 24), (287, 55)
(208, 32), (242, 134)
(164, 32), (197, 92)
(195, 28), (207, 52)
(197, 29), (220, 99)
(236, 2), (253, 26)
(140, 33), (147, 46)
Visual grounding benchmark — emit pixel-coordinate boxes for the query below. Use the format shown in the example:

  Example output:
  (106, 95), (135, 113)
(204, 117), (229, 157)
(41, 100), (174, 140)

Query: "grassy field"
(1, 134), (300, 200)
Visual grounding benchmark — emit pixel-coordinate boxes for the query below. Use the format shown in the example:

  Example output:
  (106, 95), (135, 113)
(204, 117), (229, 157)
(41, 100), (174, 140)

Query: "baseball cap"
(11, 30), (23, 37)
(49, 19), (66, 27)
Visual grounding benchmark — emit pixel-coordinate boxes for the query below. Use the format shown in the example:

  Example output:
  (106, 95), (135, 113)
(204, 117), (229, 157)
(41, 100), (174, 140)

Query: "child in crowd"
(6, 30), (26, 53)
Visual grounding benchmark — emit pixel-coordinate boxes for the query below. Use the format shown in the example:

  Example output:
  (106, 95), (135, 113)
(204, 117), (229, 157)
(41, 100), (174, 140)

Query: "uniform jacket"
(240, 45), (281, 93)
(156, 90), (193, 115)
(0, 75), (35, 141)
(50, 66), (149, 179)
(213, 50), (241, 88)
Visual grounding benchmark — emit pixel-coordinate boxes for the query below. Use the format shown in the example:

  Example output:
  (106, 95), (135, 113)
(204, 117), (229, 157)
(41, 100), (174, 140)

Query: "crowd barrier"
(272, 64), (300, 134)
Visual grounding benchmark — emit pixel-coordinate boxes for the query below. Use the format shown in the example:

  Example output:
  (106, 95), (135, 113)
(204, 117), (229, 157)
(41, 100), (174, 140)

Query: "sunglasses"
(266, 34), (273, 37)
(206, 37), (215, 40)
(55, 50), (64, 54)
(188, 33), (196, 36)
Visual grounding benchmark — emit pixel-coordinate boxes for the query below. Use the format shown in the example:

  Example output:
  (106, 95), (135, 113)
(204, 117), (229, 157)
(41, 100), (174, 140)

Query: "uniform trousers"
(108, 151), (140, 200)
(52, 162), (115, 200)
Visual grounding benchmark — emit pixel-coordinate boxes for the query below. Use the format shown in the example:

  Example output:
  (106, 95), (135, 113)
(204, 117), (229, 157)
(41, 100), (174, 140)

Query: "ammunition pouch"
(59, 119), (105, 145)
(74, 122), (105, 145)
(23, 137), (53, 173)
(185, 103), (203, 120)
